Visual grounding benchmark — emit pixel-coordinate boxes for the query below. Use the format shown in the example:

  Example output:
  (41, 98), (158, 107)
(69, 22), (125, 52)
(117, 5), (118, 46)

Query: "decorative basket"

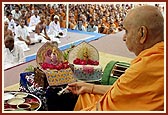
(36, 41), (77, 86)
(44, 68), (76, 86)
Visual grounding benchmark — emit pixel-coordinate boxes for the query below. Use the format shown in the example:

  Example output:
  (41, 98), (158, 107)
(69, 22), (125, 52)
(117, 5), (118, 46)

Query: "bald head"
(4, 35), (14, 41)
(122, 5), (164, 56)
(4, 35), (14, 51)
(124, 5), (164, 40)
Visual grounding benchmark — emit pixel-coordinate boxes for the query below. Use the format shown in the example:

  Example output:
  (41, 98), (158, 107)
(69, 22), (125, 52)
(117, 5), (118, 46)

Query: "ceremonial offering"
(4, 91), (42, 111)
(29, 102), (40, 110)
(7, 98), (25, 106)
(36, 41), (77, 86)
(68, 42), (102, 81)
(4, 93), (15, 101)
(45, 68), (75, 86)
(14, 92), (28, 98)
(17, 103), (31, 110)
(36, 42), (65, 67)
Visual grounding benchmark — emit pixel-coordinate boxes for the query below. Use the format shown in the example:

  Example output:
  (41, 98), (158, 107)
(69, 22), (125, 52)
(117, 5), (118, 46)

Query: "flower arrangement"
(41, 61), (70, 70)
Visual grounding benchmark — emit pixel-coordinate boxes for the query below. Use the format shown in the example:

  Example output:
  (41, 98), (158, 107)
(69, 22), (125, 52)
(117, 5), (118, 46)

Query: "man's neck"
(21, 25), (24, 28)
(55, 21), (58, 24)
(9, 47), (14, 52)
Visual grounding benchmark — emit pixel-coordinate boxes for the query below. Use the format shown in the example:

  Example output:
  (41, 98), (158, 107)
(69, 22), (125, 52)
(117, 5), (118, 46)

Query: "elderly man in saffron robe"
(67, 5), (164, 111)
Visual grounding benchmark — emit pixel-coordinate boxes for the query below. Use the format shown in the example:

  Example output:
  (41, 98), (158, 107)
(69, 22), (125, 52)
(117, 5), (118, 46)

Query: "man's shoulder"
(16, 25), (21, 29)
(4, 47), (9, 51)
(24, 26), (29, 30)
(11, 10), (15, 14)
(4, 18), (9, 22)
(50, 21), (55, 25)
(30, 15), (36, 19)
(14, 44), (24, 51)
(7, 28), (12, 33)
(37, 15), (40, 19)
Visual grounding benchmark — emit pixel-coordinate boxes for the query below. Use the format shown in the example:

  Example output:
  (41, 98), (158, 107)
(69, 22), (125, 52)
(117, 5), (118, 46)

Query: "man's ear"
(139, 26), (147, 44)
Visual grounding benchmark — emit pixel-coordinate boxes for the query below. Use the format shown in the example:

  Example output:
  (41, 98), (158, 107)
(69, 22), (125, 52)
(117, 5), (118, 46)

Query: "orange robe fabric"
(60, 20), (66, 28)
(74, 41), (164, 111)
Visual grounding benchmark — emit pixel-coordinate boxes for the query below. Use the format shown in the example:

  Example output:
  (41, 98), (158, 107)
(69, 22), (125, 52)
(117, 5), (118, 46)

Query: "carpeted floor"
(89, 31), (136, 59)
(24, 29), (106, 62)
(25, 30), (135, 62)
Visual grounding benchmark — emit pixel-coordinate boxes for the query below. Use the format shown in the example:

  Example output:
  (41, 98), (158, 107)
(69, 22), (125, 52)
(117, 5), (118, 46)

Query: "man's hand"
(67, 81), (94, 95)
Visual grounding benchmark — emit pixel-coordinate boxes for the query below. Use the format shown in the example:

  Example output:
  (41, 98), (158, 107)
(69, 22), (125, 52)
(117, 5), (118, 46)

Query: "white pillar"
(66, 4), (69, 29)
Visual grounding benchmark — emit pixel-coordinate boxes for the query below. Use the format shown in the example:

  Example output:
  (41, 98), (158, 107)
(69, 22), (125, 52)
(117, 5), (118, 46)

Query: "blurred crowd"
(4, 3), (164, 35)
(3, 3), (164, 69)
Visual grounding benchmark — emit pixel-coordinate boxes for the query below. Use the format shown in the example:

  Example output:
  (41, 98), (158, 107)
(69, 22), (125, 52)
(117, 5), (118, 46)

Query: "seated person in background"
(19, 8), (28, 26)
(5, 12), (17, 35)
(25, 10), (32, 27)
(34, 15), (51, 43)
(67, 5), (164, 111)
(75, 14), (87, 32)
(4, 21), (13, 38)
(99, 23), (108, 34)
(28, 10), (40, 32)
(59, 15), (66, 28)
(87, 20), (98, 33)
(4, 35), (25, 69)
(15, 19), (33, 51)
(48, 15), (67, 43)
(15, 18), (32, 45)
(68, 14), (77, 30)
(11, 4), (21, 26)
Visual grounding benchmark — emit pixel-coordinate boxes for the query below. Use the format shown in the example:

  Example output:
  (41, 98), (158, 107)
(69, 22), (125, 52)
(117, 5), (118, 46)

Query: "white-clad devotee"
(15, 19), (32, 51)
(48, 15), (67, 43)
(75, 14), (87, 32)
(5, 12), (17, 35)
(11, 4), (21, 26)
(28, 10), (40, 32)
(4, 35), (25, 69)
(87, 20), (98, 33)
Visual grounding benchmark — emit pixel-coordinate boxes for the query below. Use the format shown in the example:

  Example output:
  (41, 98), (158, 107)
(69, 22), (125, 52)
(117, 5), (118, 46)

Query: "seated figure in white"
(15, 19), (33, 51)
(87, 20), (98, 33)
(4, 35), (25, 69)
(5, 12), (17, 35)
(47, 15), (67, 43)
(28, 10), (40, 32)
